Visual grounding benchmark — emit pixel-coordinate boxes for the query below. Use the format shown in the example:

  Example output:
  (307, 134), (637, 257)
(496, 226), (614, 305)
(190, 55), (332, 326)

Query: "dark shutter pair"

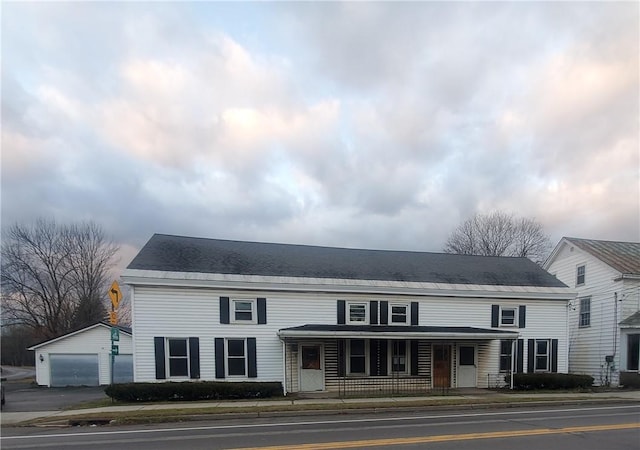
(154, 337), (200, 380)
(220, 297), (267, 324)
(527, 338), (559, 373)
(214, 337), (257, 379)
(491, 305), (527, 328)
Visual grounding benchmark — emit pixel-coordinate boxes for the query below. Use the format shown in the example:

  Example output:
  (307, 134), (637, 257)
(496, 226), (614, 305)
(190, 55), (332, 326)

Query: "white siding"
(33, 325), (132, 387)
(547, 242), (640, 385)
(132, 286), (569, 385)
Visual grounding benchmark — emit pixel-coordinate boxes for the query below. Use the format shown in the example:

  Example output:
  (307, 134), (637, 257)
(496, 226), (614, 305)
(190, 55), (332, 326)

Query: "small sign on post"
(111, 327), (120, 342)
(109, 311), (118, 325)
(111, 345), (119, 356)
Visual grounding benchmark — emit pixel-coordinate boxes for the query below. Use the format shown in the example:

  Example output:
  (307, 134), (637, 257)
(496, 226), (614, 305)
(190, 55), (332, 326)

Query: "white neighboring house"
(121, 234), (574, 395)
(28, 322), (133, 387)
(545, 237), (640, 386)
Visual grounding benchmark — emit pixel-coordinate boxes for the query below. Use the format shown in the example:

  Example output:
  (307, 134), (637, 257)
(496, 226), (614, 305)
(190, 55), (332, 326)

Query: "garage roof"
(28, 322), (132, 350)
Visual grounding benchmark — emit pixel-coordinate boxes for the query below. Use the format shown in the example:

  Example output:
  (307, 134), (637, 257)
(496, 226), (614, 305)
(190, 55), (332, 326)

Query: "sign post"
(108, 281), (122, 385)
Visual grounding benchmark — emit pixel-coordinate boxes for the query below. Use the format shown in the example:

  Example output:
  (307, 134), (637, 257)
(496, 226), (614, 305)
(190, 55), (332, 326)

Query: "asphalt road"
(1, 381), (108, 412)
(2, 403), (638, 449)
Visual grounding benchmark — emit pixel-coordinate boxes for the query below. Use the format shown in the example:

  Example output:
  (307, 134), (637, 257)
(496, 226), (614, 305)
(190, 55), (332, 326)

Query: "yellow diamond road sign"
(109, 281), (122, 309)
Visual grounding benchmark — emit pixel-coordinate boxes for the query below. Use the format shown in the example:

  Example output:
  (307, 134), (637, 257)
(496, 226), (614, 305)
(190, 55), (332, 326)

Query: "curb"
(22, 397), (640, 428)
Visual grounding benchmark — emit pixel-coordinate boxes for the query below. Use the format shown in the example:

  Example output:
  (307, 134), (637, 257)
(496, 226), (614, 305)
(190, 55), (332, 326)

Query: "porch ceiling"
(278, 324), (519, 340)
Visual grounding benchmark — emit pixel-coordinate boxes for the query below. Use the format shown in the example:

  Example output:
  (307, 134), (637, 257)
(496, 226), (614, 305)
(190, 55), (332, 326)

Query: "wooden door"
(433, 344), (451, 388)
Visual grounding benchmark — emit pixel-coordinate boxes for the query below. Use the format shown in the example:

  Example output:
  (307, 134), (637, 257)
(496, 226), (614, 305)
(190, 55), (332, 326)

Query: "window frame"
(225, 338), (248, 377)
(390, 340), (409, 374)
(534, 339), (550, 372)
(500, 306), (518, 327)
(230, 299), (256, 324)
(166, 338), (190, 379)
(499, 340), (513, 372)
(576, 264), (586, 286)
(390, 303), (409, 325)
(346, 302), (369, 325)
(579, 297), (591, 328)
(347, 339), (368, 375)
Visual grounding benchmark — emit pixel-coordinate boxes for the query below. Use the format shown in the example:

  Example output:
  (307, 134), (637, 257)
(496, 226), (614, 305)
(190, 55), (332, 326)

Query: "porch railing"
(337, 376), (441, 397)
(487, 373), (509, 389)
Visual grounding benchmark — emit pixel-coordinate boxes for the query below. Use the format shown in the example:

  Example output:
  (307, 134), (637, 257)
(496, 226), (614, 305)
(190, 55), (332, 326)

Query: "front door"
(299, 344), (324, 391)
(433, 344), (451, 388)
(458, 345), (477, 387)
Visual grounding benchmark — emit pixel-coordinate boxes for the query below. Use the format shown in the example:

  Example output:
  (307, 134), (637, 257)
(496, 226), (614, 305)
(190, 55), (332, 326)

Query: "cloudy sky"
(2, 1), (638, 271)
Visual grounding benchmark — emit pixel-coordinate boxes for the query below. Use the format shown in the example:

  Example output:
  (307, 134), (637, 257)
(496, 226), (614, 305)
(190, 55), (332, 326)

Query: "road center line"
(232, 423), (640, 450)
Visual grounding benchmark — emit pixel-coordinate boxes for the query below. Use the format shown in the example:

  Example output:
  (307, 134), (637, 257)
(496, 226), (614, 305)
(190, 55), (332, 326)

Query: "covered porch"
(278, 325), (518, 397)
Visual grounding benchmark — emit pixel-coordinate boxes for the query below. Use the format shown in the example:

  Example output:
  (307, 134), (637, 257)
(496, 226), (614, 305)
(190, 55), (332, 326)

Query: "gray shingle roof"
(565, 237), (640, 276)
(127, 234), (566, 287)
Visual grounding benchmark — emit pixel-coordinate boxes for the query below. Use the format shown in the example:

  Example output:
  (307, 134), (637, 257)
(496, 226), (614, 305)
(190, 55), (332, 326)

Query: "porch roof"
(278, 324), (519, 340)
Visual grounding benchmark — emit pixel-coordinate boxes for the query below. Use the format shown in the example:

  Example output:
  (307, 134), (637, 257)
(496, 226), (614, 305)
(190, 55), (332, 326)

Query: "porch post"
(281, 338), (288, 396)
(510, 338), (515, 390)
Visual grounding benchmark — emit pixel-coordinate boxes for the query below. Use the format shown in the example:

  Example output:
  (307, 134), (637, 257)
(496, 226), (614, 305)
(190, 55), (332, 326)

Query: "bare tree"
(1, 218), (119, 340)
(443, 211), (552, 263)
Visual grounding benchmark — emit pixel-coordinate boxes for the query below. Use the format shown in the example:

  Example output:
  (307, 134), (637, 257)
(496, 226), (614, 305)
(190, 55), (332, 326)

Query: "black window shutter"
(518, 305), (526, 328)
(220, 297), (230, 324)
(411, 302), (419, 326)
(154, 337), (166, 380)
(380, 301), (389, 325)
(491, 305), (499, 327)
(370, 301), (379, 325)
(369, 339), (388, 376)
(337, 300), (346, 324)
(247, 337), (257, 378)
(527, 339), (535, 373)
(257, 298), (267, 324)
(370, 339), (379, 376)
(551, 339), (558, 372)
(516, 339), (524, 373)
(410, 340), (419, 376)
(337, 339), (346, 376)
(189, 337), (200, 379)
(379, 340), (388, 376)
(215, 338), (225, 379)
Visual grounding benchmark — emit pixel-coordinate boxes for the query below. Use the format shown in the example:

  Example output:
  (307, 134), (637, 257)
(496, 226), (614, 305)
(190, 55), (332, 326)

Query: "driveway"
(1, 381), (109, 412)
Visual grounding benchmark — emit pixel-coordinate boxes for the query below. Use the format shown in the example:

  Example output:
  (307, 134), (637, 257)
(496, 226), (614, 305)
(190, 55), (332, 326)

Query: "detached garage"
(28, 322), (133, 387)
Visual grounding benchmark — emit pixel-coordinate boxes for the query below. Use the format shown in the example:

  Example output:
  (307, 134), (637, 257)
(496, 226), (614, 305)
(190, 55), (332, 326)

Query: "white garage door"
(50, 354), (99, 387)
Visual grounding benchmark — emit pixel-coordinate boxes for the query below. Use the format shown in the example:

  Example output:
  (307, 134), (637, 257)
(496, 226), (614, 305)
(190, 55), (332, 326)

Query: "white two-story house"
(122, 234), (573, 395)
(545, 237), (640, 386)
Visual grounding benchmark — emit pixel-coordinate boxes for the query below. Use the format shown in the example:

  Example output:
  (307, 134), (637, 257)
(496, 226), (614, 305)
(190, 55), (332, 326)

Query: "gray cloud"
(2, 2), (638, 272)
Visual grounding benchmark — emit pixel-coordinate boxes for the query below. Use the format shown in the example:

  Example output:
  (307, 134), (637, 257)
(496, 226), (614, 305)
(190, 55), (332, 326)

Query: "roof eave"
(121, 269), (574, 300)
(277, 330), (519, 340)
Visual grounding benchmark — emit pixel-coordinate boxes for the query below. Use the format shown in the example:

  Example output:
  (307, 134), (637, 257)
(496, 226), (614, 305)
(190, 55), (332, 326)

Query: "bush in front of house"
(509, 373), (594, 390)
(104, 381), (283, 402)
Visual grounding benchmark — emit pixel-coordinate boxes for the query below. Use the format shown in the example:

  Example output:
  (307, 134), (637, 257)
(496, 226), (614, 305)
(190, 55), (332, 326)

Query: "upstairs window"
(232, 299), (255, 323)
(500, 307), (517, 327)
(347, 302), (368, 324)
(576, 265), (586, 286)
(579, 297), (591, 327)
(390, 303), (409, 325)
